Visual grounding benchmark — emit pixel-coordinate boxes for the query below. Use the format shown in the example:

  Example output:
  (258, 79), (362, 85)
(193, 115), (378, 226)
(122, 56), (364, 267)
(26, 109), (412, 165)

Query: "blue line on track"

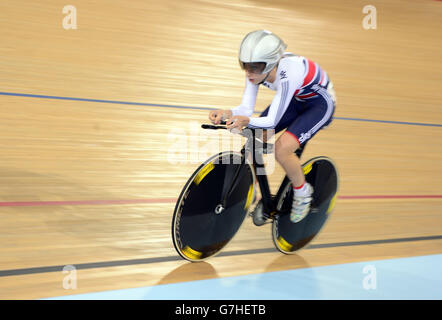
(1, 91), (441, 127)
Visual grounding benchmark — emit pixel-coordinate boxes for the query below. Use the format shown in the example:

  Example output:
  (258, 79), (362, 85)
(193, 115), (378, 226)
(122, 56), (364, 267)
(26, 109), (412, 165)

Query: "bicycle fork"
(215, 158), (246, 214)
(216, 131), (277, 217)
(216, 130), (262, 214)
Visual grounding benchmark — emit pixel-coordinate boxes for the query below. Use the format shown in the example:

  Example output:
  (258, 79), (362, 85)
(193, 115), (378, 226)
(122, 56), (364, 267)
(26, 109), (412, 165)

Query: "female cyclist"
(209, 30), (336, 223)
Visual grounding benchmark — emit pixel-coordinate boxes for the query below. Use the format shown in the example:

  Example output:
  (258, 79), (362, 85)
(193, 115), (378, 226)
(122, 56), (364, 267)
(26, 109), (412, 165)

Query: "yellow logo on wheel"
(244, 184), (254, 210)
(194, 163), (215, 185)
(303, 162), (313, 175)
(182, 246), (203, 260)
(277, 236), (293, 252)
(327, 193), (337, 214)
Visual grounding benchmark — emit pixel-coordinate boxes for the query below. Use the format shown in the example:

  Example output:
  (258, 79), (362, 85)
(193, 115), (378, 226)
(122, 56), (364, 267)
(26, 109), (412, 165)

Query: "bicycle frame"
(204, 124), (306, 219)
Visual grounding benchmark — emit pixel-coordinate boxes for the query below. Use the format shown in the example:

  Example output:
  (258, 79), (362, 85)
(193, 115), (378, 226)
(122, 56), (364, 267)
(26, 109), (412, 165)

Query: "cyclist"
(209, 30), (336, 223)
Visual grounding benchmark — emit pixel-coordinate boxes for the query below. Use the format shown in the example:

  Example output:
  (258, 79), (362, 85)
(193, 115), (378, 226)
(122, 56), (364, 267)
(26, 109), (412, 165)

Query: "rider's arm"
(231, 77), (258, 117)
(248, 60), (304, 129)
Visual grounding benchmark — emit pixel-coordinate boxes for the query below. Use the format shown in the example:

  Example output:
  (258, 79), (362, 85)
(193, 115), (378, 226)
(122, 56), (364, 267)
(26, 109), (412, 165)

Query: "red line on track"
(0, 198), (177, 207)
(0, 195), (441, 207)
(338, 195), (442, 200)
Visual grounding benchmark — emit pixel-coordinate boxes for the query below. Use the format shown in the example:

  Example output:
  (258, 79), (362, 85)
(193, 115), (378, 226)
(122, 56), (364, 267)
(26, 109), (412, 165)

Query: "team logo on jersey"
(299, 131), (312, 144)
(280, 70), (287, 80)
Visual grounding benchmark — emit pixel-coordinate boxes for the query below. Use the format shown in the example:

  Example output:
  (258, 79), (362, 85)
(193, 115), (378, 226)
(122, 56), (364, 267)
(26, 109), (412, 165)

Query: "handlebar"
(201, 122), (274, 155)
(201, 120), (227, 130)
(201, 124), (227, 130)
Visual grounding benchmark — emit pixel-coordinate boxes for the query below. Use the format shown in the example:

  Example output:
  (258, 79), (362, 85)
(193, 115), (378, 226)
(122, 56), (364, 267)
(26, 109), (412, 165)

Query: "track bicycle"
(171, 122), (338, 262)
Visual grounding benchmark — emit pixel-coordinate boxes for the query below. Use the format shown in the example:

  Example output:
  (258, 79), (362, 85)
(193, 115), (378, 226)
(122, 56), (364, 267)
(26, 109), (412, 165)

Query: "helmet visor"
(239, 61), (266, 74)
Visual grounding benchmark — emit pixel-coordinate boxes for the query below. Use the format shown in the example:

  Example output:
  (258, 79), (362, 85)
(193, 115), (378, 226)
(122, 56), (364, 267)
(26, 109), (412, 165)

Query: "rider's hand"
(226, 115), (250, 132)
(209, 109), (232, 125)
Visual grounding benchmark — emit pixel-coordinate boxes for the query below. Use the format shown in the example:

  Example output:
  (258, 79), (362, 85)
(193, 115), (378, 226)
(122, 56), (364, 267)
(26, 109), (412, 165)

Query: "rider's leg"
(275, 132), (314, 222)
(252, 84), (336, 224)
(274, 132), (305, 188)
(282, 87), (335, 222)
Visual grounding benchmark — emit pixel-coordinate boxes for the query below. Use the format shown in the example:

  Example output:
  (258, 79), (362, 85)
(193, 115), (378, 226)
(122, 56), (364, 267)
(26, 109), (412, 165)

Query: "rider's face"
(240, 62), (267, 84)
(245, 69), (268, 84)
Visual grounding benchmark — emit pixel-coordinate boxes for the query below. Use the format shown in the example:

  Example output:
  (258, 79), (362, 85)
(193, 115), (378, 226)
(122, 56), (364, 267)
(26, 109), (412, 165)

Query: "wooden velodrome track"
(0, 0), (441, 299)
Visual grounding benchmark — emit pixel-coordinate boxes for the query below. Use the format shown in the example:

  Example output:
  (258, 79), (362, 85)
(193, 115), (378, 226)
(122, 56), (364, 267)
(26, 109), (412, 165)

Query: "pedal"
(250, 201), (272, 226)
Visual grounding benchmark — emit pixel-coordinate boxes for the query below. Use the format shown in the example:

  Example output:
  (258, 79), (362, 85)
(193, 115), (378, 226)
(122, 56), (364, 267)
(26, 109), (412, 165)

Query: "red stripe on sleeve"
(297, 92), (317, 99)
(301, 59), (316, 88)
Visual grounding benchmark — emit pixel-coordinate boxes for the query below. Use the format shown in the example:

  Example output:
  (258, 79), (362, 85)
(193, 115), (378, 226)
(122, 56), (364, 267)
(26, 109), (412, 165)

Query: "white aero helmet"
(239, 30), (287, 74)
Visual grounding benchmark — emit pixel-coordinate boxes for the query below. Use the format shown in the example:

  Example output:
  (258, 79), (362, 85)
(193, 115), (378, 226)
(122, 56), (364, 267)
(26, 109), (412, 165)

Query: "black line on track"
(1, 235), (441, 277)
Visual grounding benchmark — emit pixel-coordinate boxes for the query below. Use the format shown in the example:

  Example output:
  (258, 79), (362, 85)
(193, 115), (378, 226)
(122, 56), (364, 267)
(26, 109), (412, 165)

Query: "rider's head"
(238, 30), (287, 84)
